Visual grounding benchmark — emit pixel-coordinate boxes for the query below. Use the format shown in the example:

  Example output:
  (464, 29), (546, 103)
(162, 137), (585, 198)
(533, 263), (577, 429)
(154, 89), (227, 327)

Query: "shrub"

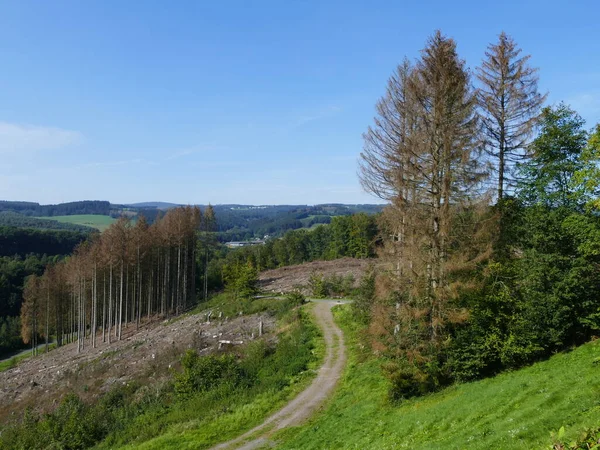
(174, 351), (251, 399)
(285, 289), (306, 307)
(308, 272), (327, 298)
(382, 361), (439, 402)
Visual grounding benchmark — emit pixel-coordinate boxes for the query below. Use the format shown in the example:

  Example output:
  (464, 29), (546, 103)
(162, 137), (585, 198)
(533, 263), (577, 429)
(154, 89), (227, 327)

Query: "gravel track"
(210, 300), (347, 450)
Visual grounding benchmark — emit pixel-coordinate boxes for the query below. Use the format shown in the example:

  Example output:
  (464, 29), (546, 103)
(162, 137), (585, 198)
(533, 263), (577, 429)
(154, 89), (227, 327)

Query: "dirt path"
(210, 300), (347, 450)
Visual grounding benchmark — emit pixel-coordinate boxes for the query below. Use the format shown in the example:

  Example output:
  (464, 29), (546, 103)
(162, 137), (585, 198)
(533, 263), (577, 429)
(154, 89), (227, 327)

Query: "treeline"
(359, 31), (600, 398)
(0, 212), (95, 232)
(20, 206), (205, 354)
(205, 214), (378, 292)
(0, 200), (112, 217)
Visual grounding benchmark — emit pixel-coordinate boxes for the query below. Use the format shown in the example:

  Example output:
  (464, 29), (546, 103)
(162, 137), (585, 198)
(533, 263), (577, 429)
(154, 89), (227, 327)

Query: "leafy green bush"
(285, 289), (306, 307)
(308, 273), (327, 298)
(382, 361), (440, 402)
(174, 351), (251, 399)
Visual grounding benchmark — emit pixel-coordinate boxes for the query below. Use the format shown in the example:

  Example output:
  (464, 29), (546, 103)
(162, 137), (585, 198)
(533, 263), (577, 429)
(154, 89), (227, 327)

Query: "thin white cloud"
(0, 122), (82, 152)
(164, 144), (221, 160)
(30, 159), (158, 174)
(292, 105), (342, 128)
(80, 159), (144, 168)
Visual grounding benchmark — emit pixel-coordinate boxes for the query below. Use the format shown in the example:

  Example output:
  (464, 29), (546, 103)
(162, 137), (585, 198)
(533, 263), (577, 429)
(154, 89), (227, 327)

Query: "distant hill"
(126, 202), (181, 209)
(0, 200), (113, 217)
(0, 200), (385, 240)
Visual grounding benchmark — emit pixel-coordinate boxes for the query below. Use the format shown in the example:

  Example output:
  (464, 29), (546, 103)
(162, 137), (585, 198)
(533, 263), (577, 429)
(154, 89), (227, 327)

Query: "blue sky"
(0, 0), (598, 205)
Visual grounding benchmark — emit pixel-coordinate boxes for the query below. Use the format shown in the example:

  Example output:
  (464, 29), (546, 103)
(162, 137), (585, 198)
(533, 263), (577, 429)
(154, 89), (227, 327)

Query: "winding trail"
(210, 300), (347, 450)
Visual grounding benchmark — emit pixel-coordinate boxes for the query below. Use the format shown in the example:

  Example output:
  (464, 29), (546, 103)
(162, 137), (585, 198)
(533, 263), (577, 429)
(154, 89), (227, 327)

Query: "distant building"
(225, 240), (265, 248)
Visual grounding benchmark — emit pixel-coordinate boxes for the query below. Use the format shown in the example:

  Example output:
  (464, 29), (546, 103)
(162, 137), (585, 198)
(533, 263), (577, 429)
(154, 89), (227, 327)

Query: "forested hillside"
(0, 198), (378, 361)
(204, 203), (382, 241)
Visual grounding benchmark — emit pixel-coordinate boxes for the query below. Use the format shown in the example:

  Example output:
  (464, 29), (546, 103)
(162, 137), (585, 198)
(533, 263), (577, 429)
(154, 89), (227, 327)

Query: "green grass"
(299, 215), (329, 227)
(275, 305), (600, 450)
(0, 343), (58, 372)
(0, 352), (30, 372)
(39, 215), (116, 231)
(187, 292), (294, 320)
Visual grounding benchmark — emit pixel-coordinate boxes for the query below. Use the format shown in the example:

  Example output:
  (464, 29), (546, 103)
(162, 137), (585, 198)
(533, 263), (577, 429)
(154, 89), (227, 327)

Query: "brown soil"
(210, 300), (347, 450)
(0, 310), (274, 423)
(258, 257), (373, 295)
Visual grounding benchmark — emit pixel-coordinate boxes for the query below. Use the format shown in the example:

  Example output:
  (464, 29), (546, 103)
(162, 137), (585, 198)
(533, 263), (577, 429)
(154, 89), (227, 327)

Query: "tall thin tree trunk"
(119, 260), (124, 340)
(103, 270), (107, 343)
(176, 244), (181, 315)
(45, 281), (50, 353)
(108, 263), (113, 345)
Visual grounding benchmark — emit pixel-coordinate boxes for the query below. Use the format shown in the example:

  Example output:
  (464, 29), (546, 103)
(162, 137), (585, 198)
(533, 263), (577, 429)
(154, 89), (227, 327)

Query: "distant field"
(300, 214), (332, 228)
(40, 215), (116, 231)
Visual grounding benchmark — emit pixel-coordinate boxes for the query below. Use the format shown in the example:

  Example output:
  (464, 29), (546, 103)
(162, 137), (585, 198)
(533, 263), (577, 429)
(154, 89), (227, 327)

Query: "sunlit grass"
(275, 305), (600, 450)
(42, 215), (116, 231)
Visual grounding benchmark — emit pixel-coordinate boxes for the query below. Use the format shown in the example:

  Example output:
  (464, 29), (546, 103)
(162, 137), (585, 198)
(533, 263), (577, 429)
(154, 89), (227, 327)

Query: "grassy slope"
(42, 215), (116, 231)
(276, 306), (600, 450)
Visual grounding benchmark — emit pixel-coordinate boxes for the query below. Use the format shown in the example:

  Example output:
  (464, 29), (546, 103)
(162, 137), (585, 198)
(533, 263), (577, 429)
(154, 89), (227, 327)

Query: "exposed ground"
(0, 309), (274, 423)
(258, 257), (373, 295)
(210, 300), (347, 450)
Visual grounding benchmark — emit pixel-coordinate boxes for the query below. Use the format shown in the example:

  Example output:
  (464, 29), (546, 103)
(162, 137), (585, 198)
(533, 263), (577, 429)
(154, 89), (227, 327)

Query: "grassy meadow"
(39, 214), (116, 231)
(274, 305), (600, 450)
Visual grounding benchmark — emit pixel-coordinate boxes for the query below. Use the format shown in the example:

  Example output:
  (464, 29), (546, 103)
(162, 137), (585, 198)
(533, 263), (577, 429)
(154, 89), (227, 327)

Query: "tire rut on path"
(210, 300), (347, 450)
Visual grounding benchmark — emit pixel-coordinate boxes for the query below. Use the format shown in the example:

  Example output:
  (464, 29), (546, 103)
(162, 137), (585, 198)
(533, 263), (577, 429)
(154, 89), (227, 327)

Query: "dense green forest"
(0, 227), (89, 258)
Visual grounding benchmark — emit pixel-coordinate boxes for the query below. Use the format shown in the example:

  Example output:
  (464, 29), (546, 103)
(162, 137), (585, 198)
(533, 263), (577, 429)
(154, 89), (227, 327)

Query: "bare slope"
(258, 257), (372, 295)
(0, 311), (273, 422)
